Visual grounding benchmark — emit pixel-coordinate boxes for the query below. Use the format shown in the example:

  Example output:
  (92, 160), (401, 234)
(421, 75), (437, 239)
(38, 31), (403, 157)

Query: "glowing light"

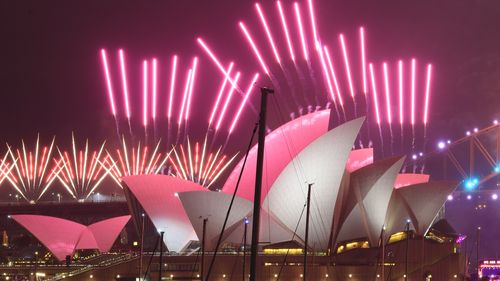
(369, 63), (381, 124)
(178, 69), (193, 126)
(339, 34), (355, 98)
(229, 73), (259, 134)
(317, 46), (337, 104)
(492, 194), (498, 200)
(383, 62), (392, 123)
(307, 0), (320, 49)
(474, 127), (479, 133)
(464, 177), (479, 190)
(467, 194), (472, 200)
(294, 2), (308, 60)
(100, 49), (117, 116)
(411, 58), (416, 125)
(398, 60), (403, 125)
(437, 141), (446, 150)
(209, 63), (234, 126)
(4, 137), (58, 202)
(142, 60), (148, 127)
(167, 55), (178, 120)
(185, 57), (198, 121)
(494, 119), (498, 125)
(255, 3), (281, 64)
(447, 194), (453, 201)
(277, 1), (295, 61)
(466, 131), (471, 136)
(196, 38), (241, 91)
(423, 64), (432, 125)
(323, 46), (343, 106)
(216, 72), (241, 131)
(239, 22), (269, 74)
(55, 135), (109, 200)
(152, 58), (158, 120)
(494, 164), (500, 173)
(118, 49), (131, 119)
(360, 27), (367, 95)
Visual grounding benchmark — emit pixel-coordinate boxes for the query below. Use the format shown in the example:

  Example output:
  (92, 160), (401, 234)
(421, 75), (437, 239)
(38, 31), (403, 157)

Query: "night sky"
(1, 0), (500, 145)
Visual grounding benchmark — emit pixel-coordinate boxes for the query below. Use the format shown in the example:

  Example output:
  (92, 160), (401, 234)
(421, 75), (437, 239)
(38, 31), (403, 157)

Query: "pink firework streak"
(323, 46), (344, 107)
(185, 57), (198, 121)
(316, 45), (337, 105)
(369, 63), (381, 125)
(178, 69), (193, 126)
(118, 49), (131, 120)
(277, 1), (295, 62)
(398, 60), (404, 126)
(411, 58), (416, 126)
(360, 27), (368, 95)
(209, 63), (234, 127)
(216, 72), (241, 131)
(307, 0), (320, 49)
(100, 49), (117, 117)
(196, 38), (243, 94)
(339, 34), (356, 99)
(229, 73), (260, 134)
(423, 64), (432, 125)
(152, 58), (158, 120)
(239, 22), (270, 75)
(167, 55), (178, 120)
(294, 2), (309, 60)
(383, 62), (392, 124)
(255, 3), (281, 64)
(142, 60), (148, 128)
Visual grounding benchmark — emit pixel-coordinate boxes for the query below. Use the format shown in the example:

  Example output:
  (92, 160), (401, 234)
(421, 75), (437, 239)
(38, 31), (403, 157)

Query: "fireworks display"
(53, 134), (110, 200)
(0, 0), (440, 202)
(2, 136), (58, 203)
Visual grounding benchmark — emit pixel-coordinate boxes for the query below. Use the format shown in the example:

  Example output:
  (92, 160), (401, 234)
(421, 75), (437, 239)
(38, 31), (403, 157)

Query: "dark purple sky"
(1, 0), (500, 147)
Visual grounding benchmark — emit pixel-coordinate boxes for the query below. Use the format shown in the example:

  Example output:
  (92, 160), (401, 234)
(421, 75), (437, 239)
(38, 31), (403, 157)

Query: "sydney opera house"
(6, 110), (464, 280)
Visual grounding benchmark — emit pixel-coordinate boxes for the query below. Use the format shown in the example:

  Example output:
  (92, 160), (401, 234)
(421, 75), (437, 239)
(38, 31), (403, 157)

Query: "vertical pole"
(477, 226), (481, 278)
(382, 228), (385, 281)
(158, 231), (164, 281)
(249, 87), (273, 281)
(405, 221), (410, 280)
(139, 213), (145, 280)
(201, 218), (208, 281)
(304, 183), (313, 281)
(243, 218), (249, 281)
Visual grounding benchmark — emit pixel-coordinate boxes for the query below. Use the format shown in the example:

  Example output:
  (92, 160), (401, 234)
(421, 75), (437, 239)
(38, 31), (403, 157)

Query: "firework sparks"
(277, 1), (295, 62)
(294, 2), (309, 60)
(360, 27), (368, 95)
(118, 49), (131, 121)
(143, 60), (149, 128)
(54, 134), (109, 200)
(229, 73), (259, 134)
(209, 63), (234, 127)
(216, 72), (241, 131)
(100, 49), (117, 117)
(423, 64), (432, 126)
(4, 136), (58, 203)
(239, 21), (270, 75)
(255, 3), (281, 64)
(167, 55), (178, 121)
(106, 138), (172, 187)
(168, 137), (238, 188)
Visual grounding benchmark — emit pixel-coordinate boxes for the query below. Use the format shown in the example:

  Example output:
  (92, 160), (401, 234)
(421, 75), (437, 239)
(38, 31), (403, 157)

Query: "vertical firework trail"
(411, 58), (416, 149)
(177, 69), (193, 144)
(152, 58), (158, 140)
(383, 62), (394, 154)
(100, 49), (120, 140)
(369, 63), (384, 153)
(340, 34), (357, 117)
(167, 55), (178, 146)
(423, 64), (433, 149)
(398, 60), (404, 149)
(118, 49), (132, 136)
(142, 60), (149, 142)
(184, 57), (199, 139)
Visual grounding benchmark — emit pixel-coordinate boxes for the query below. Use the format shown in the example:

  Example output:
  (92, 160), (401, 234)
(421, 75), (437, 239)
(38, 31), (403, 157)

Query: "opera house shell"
(122, 109), (457, 255)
